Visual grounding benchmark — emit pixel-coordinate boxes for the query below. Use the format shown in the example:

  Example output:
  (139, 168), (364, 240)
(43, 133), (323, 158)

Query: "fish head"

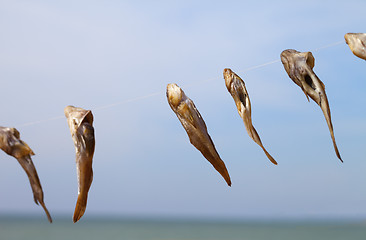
(344, 33), (366, 60)
(8, 127), (20, 139)
(281, 49), (318, 100)
(64, 105), (76, 118)
(223, 68), (235, 92)
(166, 83), (183, 108)
(344, 33), (361, 51)
(64, 106), (94, 137)
(280, 49), (296, 76)
(344, 33), (353, 46)
(281, 49), (314, 75)
(0, 127), (35, 158)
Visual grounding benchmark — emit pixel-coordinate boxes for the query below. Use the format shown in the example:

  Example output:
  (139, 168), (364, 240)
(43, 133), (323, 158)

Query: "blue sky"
(0, 0), (365, 221)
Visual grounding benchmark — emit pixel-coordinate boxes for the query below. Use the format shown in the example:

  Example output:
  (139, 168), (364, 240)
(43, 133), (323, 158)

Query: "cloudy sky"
(0, 0), (365, 221)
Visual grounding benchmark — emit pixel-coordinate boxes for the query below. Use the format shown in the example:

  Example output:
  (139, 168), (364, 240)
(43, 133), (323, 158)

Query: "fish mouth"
(280, 50), (293, 72)
(344, 33), (357, 46)
(344, 33), (350, 45)
(166, 83), (183, 107)
(223, 68), (232, 76)
(280, 50), (291, 60)
(223, 68), (234, 91)
(64, 105), (75, 117)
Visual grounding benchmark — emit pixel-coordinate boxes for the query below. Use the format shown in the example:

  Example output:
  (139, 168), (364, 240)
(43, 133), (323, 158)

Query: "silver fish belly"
(64, 105), (95, 223)
(223, 68), (277, 165)
(280, 49), (342, 162)
(0, 126), (52, 223)
(166, 83), (231, 186)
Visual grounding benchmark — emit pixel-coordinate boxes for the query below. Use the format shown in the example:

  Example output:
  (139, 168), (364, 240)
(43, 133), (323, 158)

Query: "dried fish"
(280, 49), (342, 162)
(0, 126), (52, 222)
(167, 83), (231, 186)
(64, 106), (95, 222)
(223, 68), (277, 165)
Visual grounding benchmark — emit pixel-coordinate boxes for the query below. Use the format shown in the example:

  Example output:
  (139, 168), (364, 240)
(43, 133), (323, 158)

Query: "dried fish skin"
(345, 33), (366, 60)
(64, 106), (95, 223)
(280, 49), (342, 162)
(166, 83), (231, 186)
(223, 68), (277, 165)
(0, 126), (52, 223)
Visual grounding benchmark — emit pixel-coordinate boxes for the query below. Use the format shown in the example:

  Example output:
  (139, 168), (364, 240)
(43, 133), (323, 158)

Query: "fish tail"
(249, 125), (278, 165)
(326, 111), (343, 162)
(319, 97), (343, 162)
(223, 172), (232, 187)
(330, 130), (343, 162)
(73, 193), (88, 223)
(210, 157), (231, 186)
(39, 201), (53, 223)
(262, 147), (278, 165)
(214, 162), (231, 186)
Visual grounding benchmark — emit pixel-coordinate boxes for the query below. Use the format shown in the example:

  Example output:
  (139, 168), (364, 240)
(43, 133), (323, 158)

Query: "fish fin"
(300, 85), (310, 102)
(80, 110), (93, 125)
(178, 100), (206, 131)
(77, 123), (95, 154)
(178, 103), (196, 127)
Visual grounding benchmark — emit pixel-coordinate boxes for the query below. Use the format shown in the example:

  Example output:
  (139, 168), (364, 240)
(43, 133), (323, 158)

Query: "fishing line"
(16, 40), (344, 128)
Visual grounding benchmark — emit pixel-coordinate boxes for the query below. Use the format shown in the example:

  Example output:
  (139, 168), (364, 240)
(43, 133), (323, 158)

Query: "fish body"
(345, 33), (366, 60)
(280, 49), (342, 162)
(64, 106), (95, 223)
(166, 83), (231, 186)
(0, 126), (52, 223)
(223, 68), (277, 165)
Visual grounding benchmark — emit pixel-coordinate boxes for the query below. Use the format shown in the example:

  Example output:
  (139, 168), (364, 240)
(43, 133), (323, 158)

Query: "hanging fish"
(223, 68), (277, 165)
(64, 106), (95, 223)
(280, 49), (342, 162)
(166, 83), (231, 186)
(0, 126), (52, 223)
(344, 33), (366, 60)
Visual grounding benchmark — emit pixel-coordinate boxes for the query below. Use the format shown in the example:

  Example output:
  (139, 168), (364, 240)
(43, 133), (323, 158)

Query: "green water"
(1, 217), (365, 240)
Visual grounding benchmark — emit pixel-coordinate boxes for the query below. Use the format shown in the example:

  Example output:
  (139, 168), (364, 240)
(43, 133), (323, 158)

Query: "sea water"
(0, 217), (365, 240)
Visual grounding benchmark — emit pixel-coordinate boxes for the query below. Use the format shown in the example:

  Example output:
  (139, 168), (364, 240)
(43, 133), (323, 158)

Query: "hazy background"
(0, 0), (365, 221)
